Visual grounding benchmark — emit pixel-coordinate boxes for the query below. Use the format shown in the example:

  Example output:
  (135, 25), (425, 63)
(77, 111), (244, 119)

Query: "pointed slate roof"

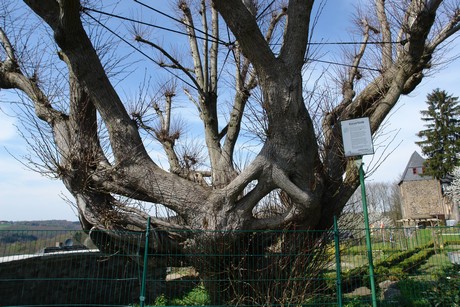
(400, 151), (433, 182)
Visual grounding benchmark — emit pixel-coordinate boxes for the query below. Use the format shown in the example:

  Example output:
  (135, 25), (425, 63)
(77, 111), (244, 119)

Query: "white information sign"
(341, 117), (374, 157)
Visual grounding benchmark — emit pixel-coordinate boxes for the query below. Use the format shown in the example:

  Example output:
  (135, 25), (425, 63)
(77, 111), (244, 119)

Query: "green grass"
(148, 284), (209, 306)
(419, 253), (451, 274)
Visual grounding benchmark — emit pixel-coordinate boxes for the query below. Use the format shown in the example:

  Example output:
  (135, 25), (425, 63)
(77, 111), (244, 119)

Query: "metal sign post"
(341, 117), (377, 307)
(140, 217), (151, 307)
(356, 158), (377, 307)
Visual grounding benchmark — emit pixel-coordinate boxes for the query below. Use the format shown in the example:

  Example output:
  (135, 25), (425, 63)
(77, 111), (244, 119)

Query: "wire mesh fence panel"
(144, 229), (338, 306)
(338, 226), (460, 306)
(0, 229), (146, 306)
(0, 226), (459, 306)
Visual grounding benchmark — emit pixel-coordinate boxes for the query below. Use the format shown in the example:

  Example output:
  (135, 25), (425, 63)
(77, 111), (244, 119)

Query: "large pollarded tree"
(1, 0), (460, 304)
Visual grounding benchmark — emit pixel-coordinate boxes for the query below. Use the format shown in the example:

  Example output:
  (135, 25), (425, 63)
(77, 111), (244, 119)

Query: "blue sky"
(1, 0), (459, 221)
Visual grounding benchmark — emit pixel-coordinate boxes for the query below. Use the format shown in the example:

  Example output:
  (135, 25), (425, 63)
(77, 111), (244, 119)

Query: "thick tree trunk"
(187, 229), (330, 306)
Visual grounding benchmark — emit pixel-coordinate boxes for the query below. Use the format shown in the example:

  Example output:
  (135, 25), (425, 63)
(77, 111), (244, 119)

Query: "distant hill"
(0, 220), (80, 231)
(0, 220), (84, 256)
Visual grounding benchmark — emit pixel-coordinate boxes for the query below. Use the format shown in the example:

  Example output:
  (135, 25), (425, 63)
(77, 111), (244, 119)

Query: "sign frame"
(341, 117), (374, 157)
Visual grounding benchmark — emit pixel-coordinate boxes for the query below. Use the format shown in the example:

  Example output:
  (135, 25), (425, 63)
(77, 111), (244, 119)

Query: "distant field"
(0, 220), (84, 256)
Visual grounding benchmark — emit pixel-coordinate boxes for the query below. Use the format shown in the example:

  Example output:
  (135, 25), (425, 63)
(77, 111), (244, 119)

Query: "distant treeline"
(0, 220), (80, 230)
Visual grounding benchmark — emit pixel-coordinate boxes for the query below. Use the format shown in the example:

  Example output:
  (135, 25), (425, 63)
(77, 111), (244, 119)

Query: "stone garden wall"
(0, 251), (166, 306)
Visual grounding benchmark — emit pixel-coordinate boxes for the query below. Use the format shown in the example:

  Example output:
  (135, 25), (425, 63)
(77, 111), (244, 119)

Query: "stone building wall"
(399, 179), (444, 218)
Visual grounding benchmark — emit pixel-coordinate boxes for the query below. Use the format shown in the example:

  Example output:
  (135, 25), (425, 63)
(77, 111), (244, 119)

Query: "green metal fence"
(1, 224), (459, 306)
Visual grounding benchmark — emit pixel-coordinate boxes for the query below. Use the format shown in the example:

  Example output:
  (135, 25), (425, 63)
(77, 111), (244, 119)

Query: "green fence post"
(334, 216), (343, 307)
(358, 161), (377, 307)
(140, 217), (151, 307)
